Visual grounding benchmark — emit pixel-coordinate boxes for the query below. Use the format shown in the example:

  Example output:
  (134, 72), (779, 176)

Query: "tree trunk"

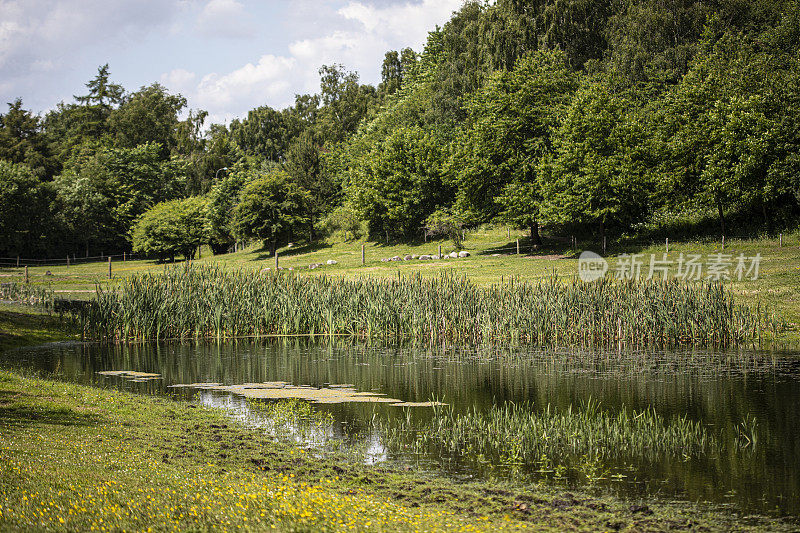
(529, 219), (542, 251)
(85, 241), (89, 258)
(716, 196), (726, 237)
(600, 220), (606, 255)
(762, 199), (772, 234)
(270, 238), (277, 257)
(309, 211), (316, 242)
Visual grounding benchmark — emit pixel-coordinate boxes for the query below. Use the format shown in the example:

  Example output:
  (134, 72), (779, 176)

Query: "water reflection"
(2, 340), (799, 516)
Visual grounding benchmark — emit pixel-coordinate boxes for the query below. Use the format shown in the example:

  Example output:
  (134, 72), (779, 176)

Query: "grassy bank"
(0, 369), (794, 532)
(0, 304), (76, 352)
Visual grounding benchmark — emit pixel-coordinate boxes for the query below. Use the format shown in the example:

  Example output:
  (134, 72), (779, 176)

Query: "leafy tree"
(348, 126), (450, 241)
(283, 129), (336, 240)
(453, 50), (579, 248)
(52, 168), (115, 257)
(321, 203), (364, 242)
(232, 170), (310, 255)
(54, 143), (185, 251)
(655, 28), (800, 235)
(229, 105), (292, 162)
(317, 64), (377, 143)
(109, 84), (186, 157)
(0, 161), (53, 257)
(540, 80), (650, 241)
(0, 99), (55, 178)
(131, 197), (209, 261)
(205, 160), (262, 253)
(424, 208), (465, 248)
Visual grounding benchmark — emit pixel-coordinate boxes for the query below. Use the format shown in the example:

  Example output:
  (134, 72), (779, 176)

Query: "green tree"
(229, 105), (292, 162)
(317, 64), (377, 143)
(283, 129), (336, 240)
(232, 170), (310, 255)
(52, 168), (115, 257)
(131, 197), (209, 261)
(54, 143), (186, 252)
(655, 28), (800, 235)
(348, 126), (450, 241)
(540, 80), (650, 242)
(109, 84), (187, 157)
(0, 161), (53, 257)
(453, 50), (579, 248)
(0, 99), (55, 178)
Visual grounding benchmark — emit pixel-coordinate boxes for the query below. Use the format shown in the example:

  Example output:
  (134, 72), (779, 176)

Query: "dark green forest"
(2, 0), (799, 260)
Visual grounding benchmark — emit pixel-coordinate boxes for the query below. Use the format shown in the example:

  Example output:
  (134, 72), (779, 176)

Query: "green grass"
(0, 370), (794, 532)
(0, 304), (77, 352)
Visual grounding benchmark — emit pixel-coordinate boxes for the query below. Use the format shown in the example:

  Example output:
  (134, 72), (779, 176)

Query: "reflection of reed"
(84, 265), (761, 347)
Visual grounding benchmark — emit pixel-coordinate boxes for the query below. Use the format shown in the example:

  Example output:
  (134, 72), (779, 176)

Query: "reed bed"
(0, 282), (54, 311)
(380, 401), (715, 474)
(83, 264), (761, 347)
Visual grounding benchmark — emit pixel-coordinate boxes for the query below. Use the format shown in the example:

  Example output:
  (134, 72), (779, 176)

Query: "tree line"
(2, 0), (799, 260)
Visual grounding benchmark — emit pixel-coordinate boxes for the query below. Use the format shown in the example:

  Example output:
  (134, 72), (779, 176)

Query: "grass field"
(3, 228), (799, 344)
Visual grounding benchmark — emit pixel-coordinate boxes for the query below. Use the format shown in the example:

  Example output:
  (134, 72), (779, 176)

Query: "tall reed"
(83, 264), (761, 347)
(0, 282), (54, 311)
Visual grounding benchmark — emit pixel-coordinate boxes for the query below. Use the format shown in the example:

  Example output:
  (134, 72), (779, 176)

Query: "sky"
(0, 0), (463, 124)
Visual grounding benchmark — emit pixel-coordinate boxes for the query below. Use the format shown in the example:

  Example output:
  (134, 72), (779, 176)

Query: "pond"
(3, 341), (800, 518)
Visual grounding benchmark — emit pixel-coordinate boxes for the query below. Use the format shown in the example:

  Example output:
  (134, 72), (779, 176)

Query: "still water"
(3, 341), (799, 517)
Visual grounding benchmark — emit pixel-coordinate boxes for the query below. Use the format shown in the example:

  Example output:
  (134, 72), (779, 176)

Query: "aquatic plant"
(0, 282), (54, 311)
(83, 264), (762, 347)
(380, 401), (715, 479)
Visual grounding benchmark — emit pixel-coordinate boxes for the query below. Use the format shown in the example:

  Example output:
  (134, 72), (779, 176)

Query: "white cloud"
(1, 0), (464, 120)
(0, 0), (187, 110)
(196, 0), (254, 39)
(160, 68), (197, 94)
(190, 54), (296, 122)
(338, 0), (462, 46)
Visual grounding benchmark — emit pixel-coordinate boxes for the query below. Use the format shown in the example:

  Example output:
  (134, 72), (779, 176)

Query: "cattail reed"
(83, 265), (762, 347)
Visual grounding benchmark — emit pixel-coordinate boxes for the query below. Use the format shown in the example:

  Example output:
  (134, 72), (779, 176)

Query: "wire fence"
(0, 231), (793, 271)
(0, 252), (143, 268)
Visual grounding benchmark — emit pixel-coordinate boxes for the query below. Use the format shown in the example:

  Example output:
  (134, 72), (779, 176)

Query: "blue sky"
(0, 0), (463, 124)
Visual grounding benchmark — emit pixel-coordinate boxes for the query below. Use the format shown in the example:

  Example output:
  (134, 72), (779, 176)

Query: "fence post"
(361, 244), (365, 266)
(274, 250), (279, 270)
(603, 236), (607, 255)
(108, 257), (112, 279)
(779, 233), (783, 247)
(67, 256), (70, 267)
(16, 256), (19, 267)
(516, 239), (520, 255)
(507, 227), (510, 239)
(438, 244), (442, 258)
(722, 235), (725, 250)
(666, 238), (669, 253)
(24, 266), (28, 283)
(123, 251), (126, 261)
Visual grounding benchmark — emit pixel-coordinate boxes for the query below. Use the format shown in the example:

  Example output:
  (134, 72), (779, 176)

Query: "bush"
(131, 197), (209, 261)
